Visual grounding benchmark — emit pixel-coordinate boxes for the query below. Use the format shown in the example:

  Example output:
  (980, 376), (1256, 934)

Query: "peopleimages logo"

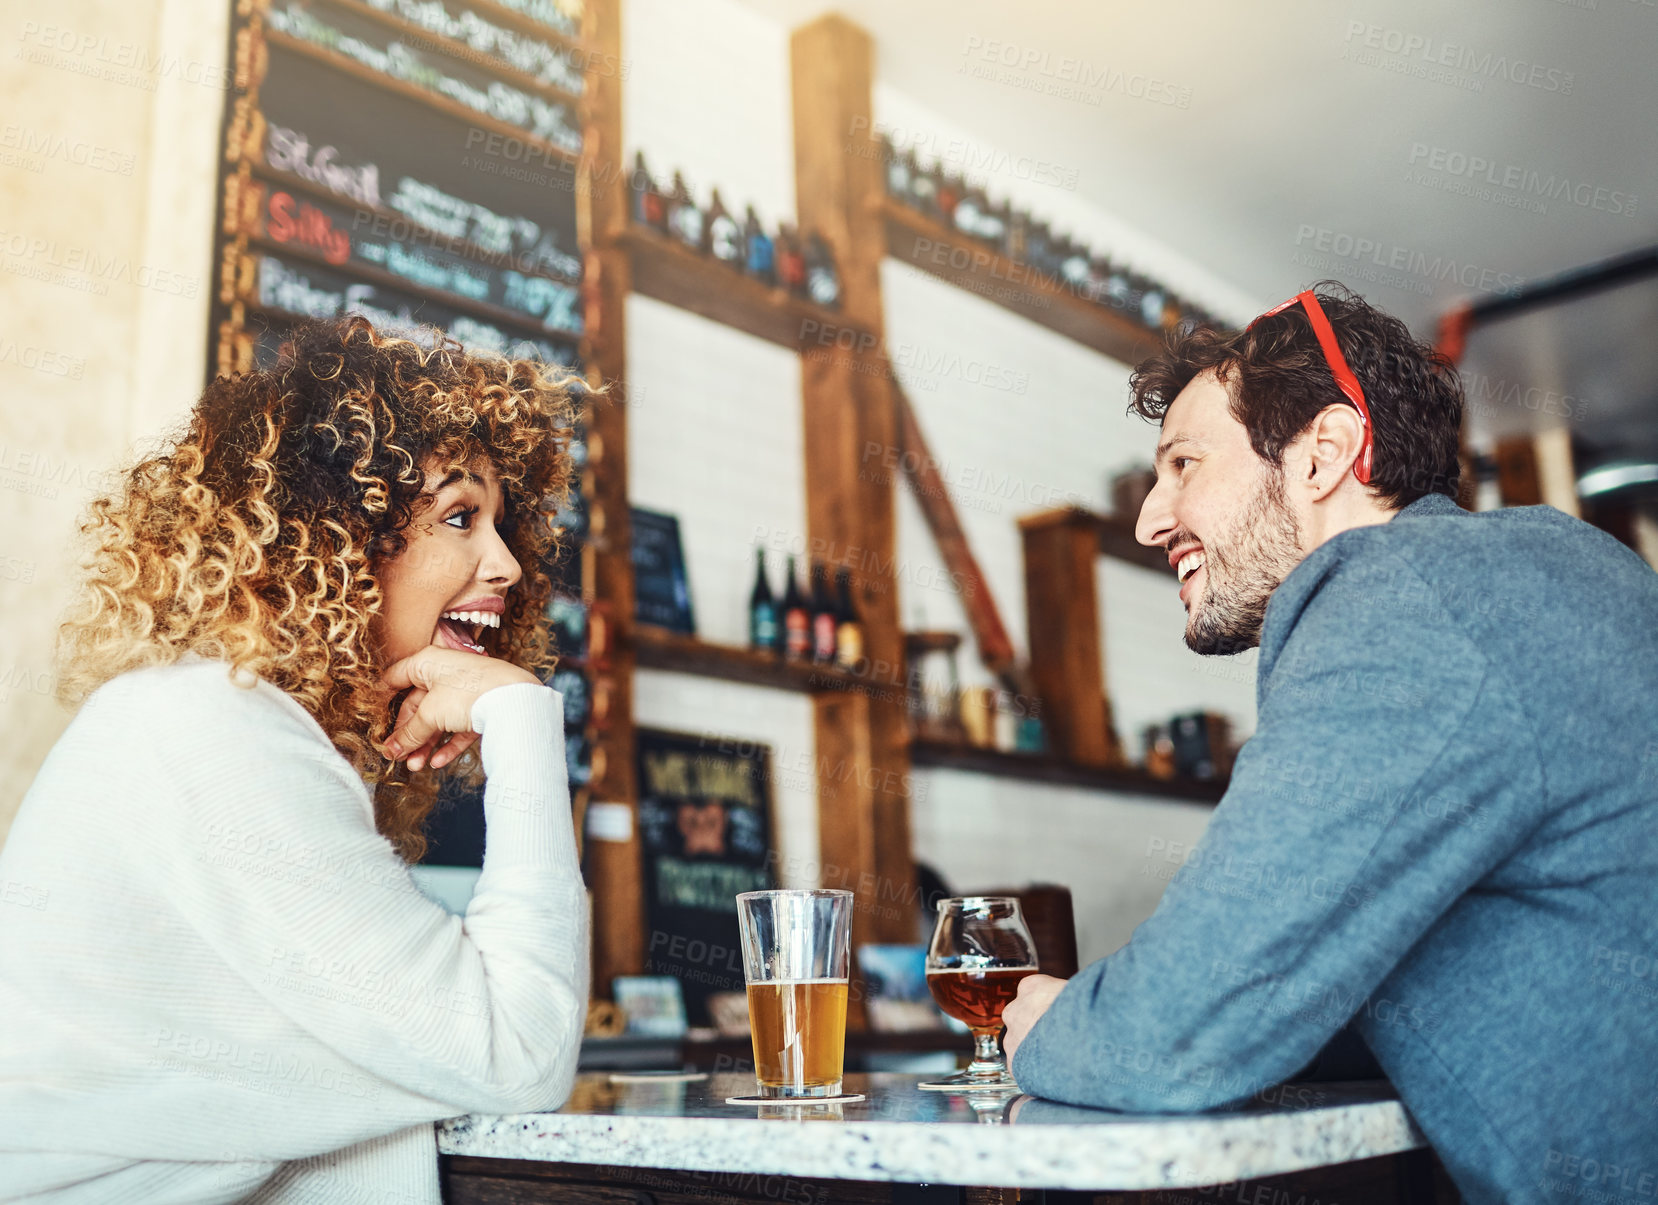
(1293, 224), (1525, 296)
(1342, 21), (1575, 94)
(1408, 144), (1637, 218)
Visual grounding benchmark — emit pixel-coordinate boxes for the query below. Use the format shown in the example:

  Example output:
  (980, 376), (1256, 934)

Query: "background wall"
(0, 0), (227, 838)
(1, 0), (1260, 963)
(621, 0), (1265, 963)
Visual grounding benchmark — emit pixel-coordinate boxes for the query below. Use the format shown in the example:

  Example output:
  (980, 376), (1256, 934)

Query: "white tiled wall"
(625, 293), (806, 648)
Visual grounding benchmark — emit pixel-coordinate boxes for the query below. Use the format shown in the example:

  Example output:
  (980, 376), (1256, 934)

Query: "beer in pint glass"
(736, 889), (852, 1098)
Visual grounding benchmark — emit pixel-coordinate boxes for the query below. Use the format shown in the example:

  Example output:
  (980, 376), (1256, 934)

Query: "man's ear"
(1300, 404), (1368, 501)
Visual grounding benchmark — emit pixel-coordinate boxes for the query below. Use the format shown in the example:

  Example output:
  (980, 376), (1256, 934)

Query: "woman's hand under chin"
(379, 646), (539, 772)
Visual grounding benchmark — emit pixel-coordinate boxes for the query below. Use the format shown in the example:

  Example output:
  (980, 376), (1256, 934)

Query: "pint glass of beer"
(735, 889), (852, 1099)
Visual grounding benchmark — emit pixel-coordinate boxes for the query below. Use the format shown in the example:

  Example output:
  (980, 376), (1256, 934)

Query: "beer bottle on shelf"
(708, 188), (744, 266)
(780, 556), (811, 661)
(833, 566), (864, 672)
(1060, 236), (1093, 295)
(1025, 220), (1055, 277)
(1123, 269), (1151, 321)
(1003, 204), (1029, 263)
(952, 184), (983, 238)
(630, 151), (656, 226)
(644, 161), (672, 233)
(1104, 262), (1134, 313)
(667, 171), (704, 250)
(1141, 284), (1170, 330)
(910, 151), (938, 215)
(901, 148), (927, 210)
(748, 546), (778, 651)
(920, 158), (948, 218)
(809, 561), (837, 664)
(776, 223), (808, 295)
(743, 205), (775, 285)
(883, 135), (910, 198)
(805, 233), (841, 309)
(1087, 253), (1113, 307)
(936, 169), (963, 224)
(978, 195), (1009, 249)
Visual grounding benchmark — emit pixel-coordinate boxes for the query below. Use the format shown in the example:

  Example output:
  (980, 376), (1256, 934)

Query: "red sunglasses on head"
(1249, 290), (1374, 485)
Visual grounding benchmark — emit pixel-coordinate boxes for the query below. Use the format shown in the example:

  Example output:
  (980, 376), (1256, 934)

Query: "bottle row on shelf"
(628, 151), (843, 309)
(746, 547), (865, 669)
(879, 136), (1222, 335)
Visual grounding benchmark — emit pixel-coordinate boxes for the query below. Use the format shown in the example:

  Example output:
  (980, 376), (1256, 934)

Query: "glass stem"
(966, 1028), (1005, 1077)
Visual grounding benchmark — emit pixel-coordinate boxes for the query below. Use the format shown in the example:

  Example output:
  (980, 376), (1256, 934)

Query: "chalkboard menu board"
(207, 0), (587, 375)
(630, 507), (695, 634)
(214, 0), (604, 875)
(636, 728), (777, 1025)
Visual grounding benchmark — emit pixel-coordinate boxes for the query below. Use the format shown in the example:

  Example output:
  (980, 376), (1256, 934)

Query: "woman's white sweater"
(0, 654), (589, 1202)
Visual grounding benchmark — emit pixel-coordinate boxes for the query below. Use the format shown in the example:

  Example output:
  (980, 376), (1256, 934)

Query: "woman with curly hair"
(0, 316), (591, 1202)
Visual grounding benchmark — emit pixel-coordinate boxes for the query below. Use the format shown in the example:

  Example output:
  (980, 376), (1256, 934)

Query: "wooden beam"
(889, 375), (1018, 681)
(1493, 435), (1544, 507)
(792, 14), (917, 961)
(578, 0), (646, 996)
(1019, 508), (1115, 767)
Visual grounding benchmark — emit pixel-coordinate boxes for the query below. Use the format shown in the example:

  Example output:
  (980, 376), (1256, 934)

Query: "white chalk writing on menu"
(264, 125), (382, 207)
(256, 256), (570, 362)
(363, 0), (584, 93)
(265, 3), (580, 150)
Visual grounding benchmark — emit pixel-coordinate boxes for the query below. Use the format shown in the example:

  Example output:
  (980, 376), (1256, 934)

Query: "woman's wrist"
(470, 680), (560, 735)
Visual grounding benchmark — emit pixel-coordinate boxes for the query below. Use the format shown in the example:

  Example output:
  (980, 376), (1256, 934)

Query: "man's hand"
(380, 648), (538, 772)
(1001, 973), (1068, 1066)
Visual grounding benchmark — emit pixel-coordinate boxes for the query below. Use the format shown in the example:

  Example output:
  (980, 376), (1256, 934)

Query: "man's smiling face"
(1134, 369), (1308, 655)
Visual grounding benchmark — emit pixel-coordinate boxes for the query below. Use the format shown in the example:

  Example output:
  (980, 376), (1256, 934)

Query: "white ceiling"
(735, 0), (1658, 339)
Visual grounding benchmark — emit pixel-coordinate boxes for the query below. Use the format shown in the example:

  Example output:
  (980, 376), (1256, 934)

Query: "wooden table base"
(440, 1150), (1461, 1205)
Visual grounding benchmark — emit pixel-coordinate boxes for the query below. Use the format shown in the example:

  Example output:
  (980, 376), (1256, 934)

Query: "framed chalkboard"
(635, 727), (777, 1025)
(206, 0), (586, 377)
(630, 507), (695, 634)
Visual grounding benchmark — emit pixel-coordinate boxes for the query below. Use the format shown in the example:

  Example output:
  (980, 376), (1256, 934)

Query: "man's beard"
(1184, 465), (1304, 656)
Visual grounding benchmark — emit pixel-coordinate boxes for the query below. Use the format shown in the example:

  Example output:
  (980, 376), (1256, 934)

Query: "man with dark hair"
(1003, 283), (1658, 1204)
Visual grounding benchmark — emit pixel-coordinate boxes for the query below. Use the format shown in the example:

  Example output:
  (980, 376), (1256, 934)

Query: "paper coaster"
(608, 1071), (709, 1084)
(724, 1093), (866, 1105)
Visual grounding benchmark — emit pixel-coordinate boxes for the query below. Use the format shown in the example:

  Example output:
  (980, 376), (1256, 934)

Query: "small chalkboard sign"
(635, 728), (776, 1025)
(630, 508), (695, 634)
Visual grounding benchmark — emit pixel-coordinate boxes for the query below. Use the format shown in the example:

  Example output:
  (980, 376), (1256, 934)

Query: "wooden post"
(579, 0), (646, 995)
(791, 15), (918, 975)
(1019, 508), (1114, 767)
(1493, 435), (1544, 507)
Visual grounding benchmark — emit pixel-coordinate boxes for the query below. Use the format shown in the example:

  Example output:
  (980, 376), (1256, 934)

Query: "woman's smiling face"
(373, 458), (522, 666)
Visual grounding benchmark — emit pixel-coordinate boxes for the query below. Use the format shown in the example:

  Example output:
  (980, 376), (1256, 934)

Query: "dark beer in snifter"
(925, 966), (1037, 1030)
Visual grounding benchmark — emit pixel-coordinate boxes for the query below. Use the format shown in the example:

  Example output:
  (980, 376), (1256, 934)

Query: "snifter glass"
(736, 889), (853, 1099)
(920, 896), (1039, 1092)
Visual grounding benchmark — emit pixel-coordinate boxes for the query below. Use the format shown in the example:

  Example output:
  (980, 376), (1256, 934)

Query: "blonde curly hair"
(55, 316), (584, 862)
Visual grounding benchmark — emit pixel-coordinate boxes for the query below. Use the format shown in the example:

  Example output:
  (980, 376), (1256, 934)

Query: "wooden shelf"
(908, 739), (1226, 804)
(632, 626), (871, 694)
(1095, 511), (1171, 574)
(880, 198), (1161, 365)
(1019, 506), (1171, 576)
(616, 225), (871, 351)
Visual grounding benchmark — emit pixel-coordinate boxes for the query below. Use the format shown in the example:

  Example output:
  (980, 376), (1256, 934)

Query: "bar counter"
(437, 1072), (1452, 1203)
